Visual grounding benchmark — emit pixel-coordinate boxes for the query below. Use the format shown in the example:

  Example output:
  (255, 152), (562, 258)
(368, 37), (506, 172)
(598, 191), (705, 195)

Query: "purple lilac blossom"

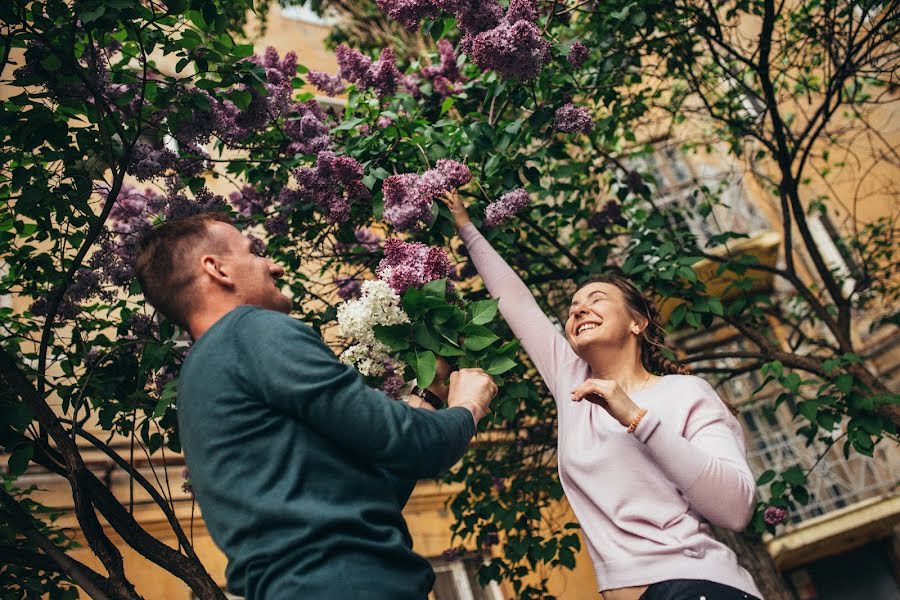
(334, 276), (362, 300)
(422, 39), (462, 83)
(292, 151), (369, 224)
(335, 46), (401, 97)
(568, 41), (589, 68)
(470, 19), (549, 80)
(376, 239), (453, 294)
(210, 47), (298, 143)
(336, 227), (384, 254)
(375, 0), (437, 29)
(506, 0), (537, 23)
(128, 144), (177, 182)
(283, 99), (332, 156)
(382, 161), (470, 231)
(229, 185), (270, 217)
(381, 373), (406, 399)
(553, 102), (593, 134)
(626, 169), (649, 194)
(484, 188), (530, 227)
(764, 506), (788, 526)
(307, 70), (345, 96)
(588, 200), (624, 232)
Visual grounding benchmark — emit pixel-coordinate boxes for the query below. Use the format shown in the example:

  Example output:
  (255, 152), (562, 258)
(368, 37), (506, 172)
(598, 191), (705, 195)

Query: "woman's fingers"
(570, 379), (614, 402)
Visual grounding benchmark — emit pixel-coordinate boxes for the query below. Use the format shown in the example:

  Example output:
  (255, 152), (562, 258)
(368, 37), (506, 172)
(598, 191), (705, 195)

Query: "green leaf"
(413, 350), (437, 388)
(462, 323), (499, 351)
(8, 443), (33, 477)
(412, 322), (442, 353)
(485, 355), (517, 375)
(782, 466), (806, 485)
(373, 324), (411, 351)
(421, 278), (448, 298)
(834, 373), (854, 394)
(233, 44), (254, 58)
(756, 470), (776, 485)
(469, 298), (499, 325)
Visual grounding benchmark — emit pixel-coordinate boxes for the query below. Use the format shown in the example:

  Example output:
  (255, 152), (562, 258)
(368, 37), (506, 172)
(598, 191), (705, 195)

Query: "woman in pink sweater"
(444, 195), (763, 600)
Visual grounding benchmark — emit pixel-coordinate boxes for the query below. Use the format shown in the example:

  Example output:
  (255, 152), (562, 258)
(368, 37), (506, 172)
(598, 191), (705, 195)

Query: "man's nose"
(269, 261), (285, 279)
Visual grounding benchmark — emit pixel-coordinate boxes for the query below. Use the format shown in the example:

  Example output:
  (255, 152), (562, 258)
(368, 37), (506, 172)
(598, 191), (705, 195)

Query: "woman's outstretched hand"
(442, 192), (472, 231)
(570, 379), (644, 428)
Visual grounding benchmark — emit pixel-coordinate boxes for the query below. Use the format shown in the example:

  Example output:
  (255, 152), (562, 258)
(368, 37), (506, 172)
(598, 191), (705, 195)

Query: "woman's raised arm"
(445, 194), (580, 396)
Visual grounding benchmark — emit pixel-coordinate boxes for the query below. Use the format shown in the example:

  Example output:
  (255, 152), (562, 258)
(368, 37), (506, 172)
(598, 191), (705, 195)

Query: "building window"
(627, 145), (769, 248)
(430, 555), (505, 600)
(738, 395), (899, 524)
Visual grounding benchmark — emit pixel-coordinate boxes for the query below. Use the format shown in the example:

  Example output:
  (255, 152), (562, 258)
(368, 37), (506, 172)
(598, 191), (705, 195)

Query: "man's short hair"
(134, 212), (232, 329)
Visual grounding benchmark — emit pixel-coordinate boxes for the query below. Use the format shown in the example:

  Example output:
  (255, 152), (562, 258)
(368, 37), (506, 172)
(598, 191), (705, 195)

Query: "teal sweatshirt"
(176, 306), (476, 599)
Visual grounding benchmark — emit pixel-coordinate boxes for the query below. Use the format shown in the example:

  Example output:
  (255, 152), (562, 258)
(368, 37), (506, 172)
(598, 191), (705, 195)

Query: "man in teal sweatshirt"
(134, 213), (496, 599)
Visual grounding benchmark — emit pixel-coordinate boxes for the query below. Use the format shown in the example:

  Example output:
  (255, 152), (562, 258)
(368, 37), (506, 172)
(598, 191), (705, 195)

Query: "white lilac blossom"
(336, 279), (410, 376)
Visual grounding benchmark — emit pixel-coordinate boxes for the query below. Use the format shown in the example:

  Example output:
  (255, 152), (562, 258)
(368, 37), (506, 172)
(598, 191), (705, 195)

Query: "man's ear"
(200, 254), (234, 288)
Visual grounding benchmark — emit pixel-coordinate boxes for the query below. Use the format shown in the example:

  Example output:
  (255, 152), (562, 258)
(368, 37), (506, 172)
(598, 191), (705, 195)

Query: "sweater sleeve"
(459, 223), (579, 398)
(631, 377), (756, 530)
(234, 309), (476, 480)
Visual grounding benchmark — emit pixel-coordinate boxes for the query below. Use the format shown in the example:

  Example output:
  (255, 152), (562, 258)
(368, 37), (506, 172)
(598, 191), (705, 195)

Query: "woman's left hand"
(571, 379), (644, 428)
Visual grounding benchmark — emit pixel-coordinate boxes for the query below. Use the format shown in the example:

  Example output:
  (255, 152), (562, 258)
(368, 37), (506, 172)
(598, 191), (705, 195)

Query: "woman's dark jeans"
(638, 579), (762, 600)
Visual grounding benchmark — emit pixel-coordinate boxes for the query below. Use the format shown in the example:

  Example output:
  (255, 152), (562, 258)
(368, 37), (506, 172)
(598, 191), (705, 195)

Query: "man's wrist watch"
(410, 386), (444, 410)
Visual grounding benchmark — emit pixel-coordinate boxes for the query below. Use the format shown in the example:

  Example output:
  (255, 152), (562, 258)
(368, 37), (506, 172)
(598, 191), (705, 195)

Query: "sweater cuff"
(632, 410), (661, 443)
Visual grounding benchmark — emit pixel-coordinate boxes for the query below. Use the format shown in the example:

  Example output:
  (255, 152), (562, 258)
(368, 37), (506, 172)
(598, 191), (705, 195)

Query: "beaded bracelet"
(626, 408), (648, 434)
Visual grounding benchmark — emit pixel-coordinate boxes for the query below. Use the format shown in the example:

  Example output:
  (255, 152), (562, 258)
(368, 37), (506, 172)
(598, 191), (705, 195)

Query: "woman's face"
(564, 282), (640, 356)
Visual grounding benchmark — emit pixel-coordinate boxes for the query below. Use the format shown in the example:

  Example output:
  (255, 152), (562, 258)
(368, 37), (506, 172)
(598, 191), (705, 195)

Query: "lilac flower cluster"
(763, 506), (788, 526)
(336, 227), (384, 254)
(292, 151), (370, 224)
(128, 144), (177, 182)
(421, 39), (464, 95)
(568, 41), (589, 68)
(88, 185), (167, 288)
(588, 200), (624, 232)
(626, 169), (649, 195)
(229, 186), (270, 217)
(380, 359), (406, 399)
(334, 275), (362, 300)
(422, 39), (461, 82)
(29, 268), (114, 320)
(383, 160), (471, 231)
(264, 188), (304, 236)
(553, 102), (593, 134)
(251, 47), (298, 117)
(181, 468), (194, 497)
(306, 70), (346, 97)
(484, 188), (530, 228)
(335, 46), (402, 98)
(375, 0), (549, 80)
(283, 100), (332, 156)
(376, 0), (438, 29)
(211, 47), (330, 152)
(164, 187), (228, 221)
(376, 239), (453, 295)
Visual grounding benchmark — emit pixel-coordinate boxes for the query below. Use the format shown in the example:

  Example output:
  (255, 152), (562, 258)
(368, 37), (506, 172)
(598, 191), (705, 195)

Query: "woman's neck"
(585, 348), (654, 393)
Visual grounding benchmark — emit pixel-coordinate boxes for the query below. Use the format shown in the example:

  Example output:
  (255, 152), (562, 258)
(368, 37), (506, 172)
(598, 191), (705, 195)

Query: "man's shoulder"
(228, 306), (308, 334)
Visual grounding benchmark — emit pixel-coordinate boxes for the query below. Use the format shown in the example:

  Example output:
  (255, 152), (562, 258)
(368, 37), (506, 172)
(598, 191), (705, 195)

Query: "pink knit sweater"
(460, 224), (762, 596)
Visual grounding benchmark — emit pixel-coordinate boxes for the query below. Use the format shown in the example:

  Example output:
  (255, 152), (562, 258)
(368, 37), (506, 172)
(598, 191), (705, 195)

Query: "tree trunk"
(713, 527), (796, 600)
